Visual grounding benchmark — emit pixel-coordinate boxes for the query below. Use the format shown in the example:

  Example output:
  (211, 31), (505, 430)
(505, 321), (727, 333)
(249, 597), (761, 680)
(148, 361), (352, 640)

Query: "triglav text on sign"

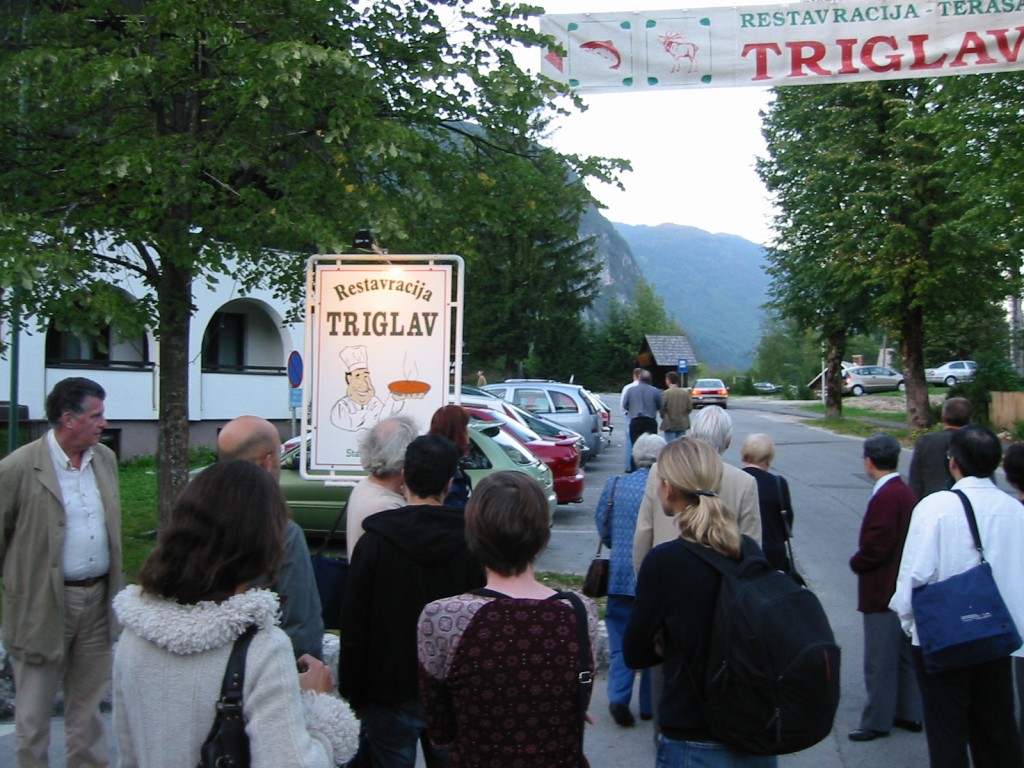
(541, 0), (1024, 91)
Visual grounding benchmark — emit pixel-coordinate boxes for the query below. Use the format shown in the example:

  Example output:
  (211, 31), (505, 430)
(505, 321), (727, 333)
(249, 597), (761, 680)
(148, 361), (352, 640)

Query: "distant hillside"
(612, 223), (770, 370)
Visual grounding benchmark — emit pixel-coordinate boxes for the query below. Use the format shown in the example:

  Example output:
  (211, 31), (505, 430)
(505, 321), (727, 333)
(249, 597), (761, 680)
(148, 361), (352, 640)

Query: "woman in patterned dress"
(417, 471), (598, 767)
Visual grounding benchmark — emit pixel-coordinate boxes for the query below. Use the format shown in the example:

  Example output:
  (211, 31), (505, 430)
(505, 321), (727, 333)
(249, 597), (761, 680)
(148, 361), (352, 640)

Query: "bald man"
(218, 416), (324, 660)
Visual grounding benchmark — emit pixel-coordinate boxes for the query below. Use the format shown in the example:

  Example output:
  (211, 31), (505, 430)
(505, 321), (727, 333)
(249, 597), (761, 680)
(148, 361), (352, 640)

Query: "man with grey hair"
(346, 414), (419, 558)
(908, 396), (973, 499)
(632, 405), (761, 574)
(1, 377), (122, 768)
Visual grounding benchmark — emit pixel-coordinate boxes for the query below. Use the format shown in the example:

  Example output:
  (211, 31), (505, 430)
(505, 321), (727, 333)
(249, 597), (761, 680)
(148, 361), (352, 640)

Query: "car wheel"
(722, 402), (728, 409)
(944, 375), (957, 387)
(852, 385), (865, 396)
(897, 381), (906, 392)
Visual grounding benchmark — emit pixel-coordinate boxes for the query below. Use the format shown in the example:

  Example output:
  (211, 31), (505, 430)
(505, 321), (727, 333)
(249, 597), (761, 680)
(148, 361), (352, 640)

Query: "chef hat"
(340, 345), (369, 373)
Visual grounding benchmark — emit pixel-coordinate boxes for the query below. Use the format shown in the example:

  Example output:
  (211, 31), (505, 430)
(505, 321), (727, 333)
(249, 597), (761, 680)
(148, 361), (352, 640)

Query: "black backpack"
(680, 536), (841, 756)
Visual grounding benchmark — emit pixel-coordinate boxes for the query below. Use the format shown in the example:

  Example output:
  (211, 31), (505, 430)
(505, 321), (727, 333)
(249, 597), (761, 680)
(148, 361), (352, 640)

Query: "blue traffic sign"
(287, 351), (303, 388)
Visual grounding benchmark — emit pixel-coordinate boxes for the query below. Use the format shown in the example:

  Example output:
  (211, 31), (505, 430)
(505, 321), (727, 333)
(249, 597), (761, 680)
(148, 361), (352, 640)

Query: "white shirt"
(620, 380), (639, 415)
(345, 477), (405, 559)
(47, 430), (110, 580)
(889, 475), (1024, 655)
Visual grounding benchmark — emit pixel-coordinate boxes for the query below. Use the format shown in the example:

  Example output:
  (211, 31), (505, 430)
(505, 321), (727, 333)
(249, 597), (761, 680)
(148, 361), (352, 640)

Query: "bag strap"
(594, 477), (619, 557)
(559, 591), (593, 754)
(952, 489), (986, 562)
(313, 500), (348, 558)
(218, 625), (257, 709)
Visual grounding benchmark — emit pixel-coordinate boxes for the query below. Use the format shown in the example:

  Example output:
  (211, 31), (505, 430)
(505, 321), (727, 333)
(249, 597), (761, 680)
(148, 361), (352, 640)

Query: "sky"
(536, 0), (778, 245)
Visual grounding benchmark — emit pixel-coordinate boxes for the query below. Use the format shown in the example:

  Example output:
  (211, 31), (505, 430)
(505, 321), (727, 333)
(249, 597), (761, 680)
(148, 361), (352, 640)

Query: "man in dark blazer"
(848, 433), (923, 742)
(908, 397), (972, 499)
(0, 377), (123, 768)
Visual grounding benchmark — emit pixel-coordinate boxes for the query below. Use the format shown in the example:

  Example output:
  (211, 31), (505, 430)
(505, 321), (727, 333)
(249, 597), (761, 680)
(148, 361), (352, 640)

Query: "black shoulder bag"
(198, 626), (257, 768)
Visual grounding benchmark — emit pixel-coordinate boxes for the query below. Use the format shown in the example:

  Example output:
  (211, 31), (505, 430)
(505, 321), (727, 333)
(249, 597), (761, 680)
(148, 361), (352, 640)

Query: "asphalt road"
(1, 396), (946, 766)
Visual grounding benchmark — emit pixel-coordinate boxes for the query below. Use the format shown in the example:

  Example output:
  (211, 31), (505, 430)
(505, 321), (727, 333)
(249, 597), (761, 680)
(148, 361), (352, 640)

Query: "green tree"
(0, 0), (617, 516)
(759, 79), (1013, 429)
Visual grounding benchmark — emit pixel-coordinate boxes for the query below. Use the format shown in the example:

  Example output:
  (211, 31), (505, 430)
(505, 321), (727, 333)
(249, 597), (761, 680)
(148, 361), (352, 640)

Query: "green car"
(281, 421), (556, 545)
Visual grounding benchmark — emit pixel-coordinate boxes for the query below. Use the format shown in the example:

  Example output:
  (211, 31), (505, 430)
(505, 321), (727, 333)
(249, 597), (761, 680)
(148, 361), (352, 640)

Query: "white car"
(925, 360), (977, 387)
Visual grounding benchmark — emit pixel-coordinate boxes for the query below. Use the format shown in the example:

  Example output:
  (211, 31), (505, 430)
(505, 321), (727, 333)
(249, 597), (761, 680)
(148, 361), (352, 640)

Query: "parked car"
(842, 365), (905, 396)
(691, 378), (729, 409)
(753, 381), (781, 394)
(464, 405), (585, 505)
(925, 360), (977, 387)
(280, 421), (557, 542)
(456, 388), (591, 463)
(482, 380), (605, 457)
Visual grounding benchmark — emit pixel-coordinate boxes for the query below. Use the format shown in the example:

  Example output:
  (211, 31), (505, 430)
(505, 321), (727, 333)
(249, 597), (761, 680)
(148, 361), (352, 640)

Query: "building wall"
(0, 259), (305, 458)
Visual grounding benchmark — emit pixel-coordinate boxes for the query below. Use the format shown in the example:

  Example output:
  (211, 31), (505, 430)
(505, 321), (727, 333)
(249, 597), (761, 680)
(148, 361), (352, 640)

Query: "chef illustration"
(330, 345), (425, 432)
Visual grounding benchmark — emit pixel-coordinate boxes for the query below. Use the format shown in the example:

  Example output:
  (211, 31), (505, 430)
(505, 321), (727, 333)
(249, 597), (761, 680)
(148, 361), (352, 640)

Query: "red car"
(465, 406), (585, 505)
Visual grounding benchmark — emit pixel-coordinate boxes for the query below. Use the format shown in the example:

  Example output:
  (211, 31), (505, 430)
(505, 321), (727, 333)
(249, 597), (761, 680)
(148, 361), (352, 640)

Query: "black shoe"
(893, 719), (923, 733)
(848, 729), (889, 742)
(639, 713), (653, 721)
(609, 703), (635, 727)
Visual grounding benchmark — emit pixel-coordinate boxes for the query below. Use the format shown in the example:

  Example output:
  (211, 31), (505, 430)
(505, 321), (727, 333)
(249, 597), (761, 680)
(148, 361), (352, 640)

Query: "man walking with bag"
(890, 425), (1024, 768)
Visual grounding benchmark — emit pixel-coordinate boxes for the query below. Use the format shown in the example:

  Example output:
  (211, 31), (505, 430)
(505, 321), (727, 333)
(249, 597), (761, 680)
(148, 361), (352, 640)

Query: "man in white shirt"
(0, 377), (122, 768)
(890, 425), (1024, 768)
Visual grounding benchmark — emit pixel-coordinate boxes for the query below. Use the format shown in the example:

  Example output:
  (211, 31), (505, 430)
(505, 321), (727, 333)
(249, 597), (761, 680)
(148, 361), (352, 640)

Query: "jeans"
(355, 698), (446, 768)
(656, 735), (779, 768)
(605, 595), (652, 714)
(663, 430), (686, 442)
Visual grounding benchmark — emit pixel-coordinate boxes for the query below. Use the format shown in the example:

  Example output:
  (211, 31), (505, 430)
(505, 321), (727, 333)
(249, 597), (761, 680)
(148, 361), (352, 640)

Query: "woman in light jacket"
(112, 460), (359, 767)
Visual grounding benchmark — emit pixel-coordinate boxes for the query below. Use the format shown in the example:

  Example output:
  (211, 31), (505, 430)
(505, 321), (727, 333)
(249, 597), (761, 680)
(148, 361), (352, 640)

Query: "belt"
(64, 575), (107, 588)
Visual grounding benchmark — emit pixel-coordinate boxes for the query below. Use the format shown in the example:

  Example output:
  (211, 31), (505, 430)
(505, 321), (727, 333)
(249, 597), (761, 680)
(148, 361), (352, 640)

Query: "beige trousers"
(12, 580), (111, 768)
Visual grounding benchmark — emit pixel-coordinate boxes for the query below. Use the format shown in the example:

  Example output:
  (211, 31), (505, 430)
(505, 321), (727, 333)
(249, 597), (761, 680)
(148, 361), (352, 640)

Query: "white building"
(0, 263), (303, 458)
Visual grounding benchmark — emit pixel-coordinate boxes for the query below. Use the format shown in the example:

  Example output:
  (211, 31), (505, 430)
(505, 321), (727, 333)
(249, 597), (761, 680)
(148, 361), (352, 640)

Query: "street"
(2, 395), (946, 767)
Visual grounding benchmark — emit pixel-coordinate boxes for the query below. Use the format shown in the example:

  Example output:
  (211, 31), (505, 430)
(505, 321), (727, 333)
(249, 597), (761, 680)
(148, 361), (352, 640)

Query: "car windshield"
(488, 427), (538, 466)
(695, 379), (724, 388)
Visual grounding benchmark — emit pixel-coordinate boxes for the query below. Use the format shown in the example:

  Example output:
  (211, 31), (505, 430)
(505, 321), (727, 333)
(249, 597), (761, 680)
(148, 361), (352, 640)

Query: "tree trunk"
(155, 261), (194, 524)
(824, 330), (846, 419)
(900, 305), (931, 433)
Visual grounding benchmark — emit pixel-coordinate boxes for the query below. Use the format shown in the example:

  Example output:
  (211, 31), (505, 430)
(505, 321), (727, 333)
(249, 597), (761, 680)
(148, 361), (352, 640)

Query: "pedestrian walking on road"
(418, 471), (597, 767)
(848, 434), (923, 743)
(659, 372), (692, 442)
(596, 434), (663, 728)
(624, 438), (778, 768)
(891, 425), (1024, 768)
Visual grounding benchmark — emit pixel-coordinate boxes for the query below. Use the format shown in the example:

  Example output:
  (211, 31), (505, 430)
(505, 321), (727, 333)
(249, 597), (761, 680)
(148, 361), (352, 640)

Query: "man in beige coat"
(0, 377), (123, 768)
(633, 405), (761, 573)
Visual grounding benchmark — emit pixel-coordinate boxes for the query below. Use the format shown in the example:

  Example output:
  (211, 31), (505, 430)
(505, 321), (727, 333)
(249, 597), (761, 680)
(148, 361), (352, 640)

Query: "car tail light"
(550, 452), (580, 475)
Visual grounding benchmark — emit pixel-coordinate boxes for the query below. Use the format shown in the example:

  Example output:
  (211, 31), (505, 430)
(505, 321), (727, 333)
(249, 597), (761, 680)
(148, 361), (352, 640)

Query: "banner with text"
(541, 1), (1024, 91)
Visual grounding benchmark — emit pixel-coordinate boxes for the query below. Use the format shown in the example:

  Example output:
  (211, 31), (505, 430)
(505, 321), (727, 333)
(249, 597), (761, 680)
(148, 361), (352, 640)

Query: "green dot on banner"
(621, 21), (631, 29)
(570, 79), (580, 87)
(568, 22), (578, 31)
(700, 17), (711, 25)
(701, 74), (713, 83)
(646, 19), (657, 28)
(647, 77), (659, 86)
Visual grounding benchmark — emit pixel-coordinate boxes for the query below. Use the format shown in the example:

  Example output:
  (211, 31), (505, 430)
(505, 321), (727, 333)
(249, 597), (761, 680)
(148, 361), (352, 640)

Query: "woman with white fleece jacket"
(111, 461), (358, 767)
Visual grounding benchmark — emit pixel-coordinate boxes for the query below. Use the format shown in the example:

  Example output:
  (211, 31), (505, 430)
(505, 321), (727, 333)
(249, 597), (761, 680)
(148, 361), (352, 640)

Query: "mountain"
(609, 222), (770, 370)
